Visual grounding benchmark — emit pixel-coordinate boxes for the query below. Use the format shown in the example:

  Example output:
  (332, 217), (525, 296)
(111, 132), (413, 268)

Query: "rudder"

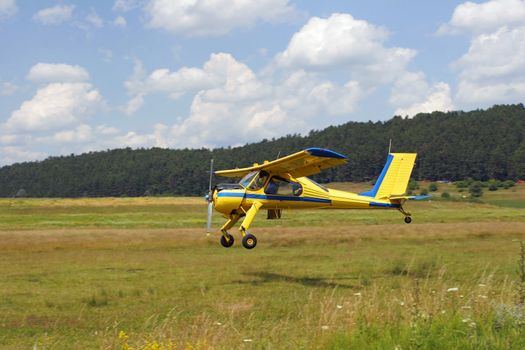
(360, 153), (417, 199)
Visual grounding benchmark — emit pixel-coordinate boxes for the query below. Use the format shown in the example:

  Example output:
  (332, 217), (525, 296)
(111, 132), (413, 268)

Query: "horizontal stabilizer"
(389, 195), (432, 201)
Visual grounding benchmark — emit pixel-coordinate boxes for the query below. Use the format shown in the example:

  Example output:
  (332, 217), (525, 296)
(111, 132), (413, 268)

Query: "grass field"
(1, 183), (525, 349)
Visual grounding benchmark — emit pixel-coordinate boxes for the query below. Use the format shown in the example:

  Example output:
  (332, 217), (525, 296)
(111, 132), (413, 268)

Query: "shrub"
(441, 192), (450, 199)
(420, 188), (429, 196)
(429, 182), (438, 192)
(489, 184), (498, 191)
(469, 181), (483, 197)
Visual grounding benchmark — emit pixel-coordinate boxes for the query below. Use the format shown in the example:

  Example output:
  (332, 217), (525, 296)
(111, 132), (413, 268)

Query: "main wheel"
(220, 232), (234, 248)
(404, 216), (412, 224)
(242, 233), (257, 249)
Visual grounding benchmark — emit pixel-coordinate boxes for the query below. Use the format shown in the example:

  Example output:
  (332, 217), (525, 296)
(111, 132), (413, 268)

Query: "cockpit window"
(265, 177), (303, 196)
(239, 171), (258, 188)
(248, 171), (269, 190)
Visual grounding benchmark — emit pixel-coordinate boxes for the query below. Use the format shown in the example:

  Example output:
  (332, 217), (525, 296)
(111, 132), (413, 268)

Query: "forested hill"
(1, 104), (525, 197)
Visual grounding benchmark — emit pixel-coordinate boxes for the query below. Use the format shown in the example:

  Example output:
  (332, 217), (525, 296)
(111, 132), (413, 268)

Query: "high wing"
(215, 148), (348, 178)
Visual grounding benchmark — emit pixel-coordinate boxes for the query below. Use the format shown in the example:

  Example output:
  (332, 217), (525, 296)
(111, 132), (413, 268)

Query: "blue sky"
(0, 0), (524, 165)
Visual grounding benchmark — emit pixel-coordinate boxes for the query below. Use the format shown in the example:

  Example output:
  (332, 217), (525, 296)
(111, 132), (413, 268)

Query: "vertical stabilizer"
(359, 153), (417, 199)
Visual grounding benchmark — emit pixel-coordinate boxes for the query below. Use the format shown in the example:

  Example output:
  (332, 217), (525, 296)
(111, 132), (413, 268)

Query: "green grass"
(0, 185), (525, 349)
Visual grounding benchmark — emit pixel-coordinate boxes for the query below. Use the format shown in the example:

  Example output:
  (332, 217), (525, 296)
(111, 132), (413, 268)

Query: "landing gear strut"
(398, 206), (412, 224)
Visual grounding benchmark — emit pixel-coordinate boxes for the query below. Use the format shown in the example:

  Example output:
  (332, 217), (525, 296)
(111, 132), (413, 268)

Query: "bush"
(503, 180), (516, 189)
(408, 180), (419, 191)
(429, 182), (438, 192)
(469, 181), (483, 197)
(489, 184), (498, 191)
(420, 188), (429, 196)
(441, 192), (450, 199)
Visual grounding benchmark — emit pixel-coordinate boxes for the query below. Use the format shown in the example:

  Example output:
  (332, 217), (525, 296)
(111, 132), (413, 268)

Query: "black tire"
(242, 233), (257, 249)
(220, 233), (234, 248)
(404, 216), (412, 224)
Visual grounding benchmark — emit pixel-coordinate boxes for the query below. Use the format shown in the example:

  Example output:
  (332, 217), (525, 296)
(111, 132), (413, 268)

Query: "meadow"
(0, 183), (525, 349)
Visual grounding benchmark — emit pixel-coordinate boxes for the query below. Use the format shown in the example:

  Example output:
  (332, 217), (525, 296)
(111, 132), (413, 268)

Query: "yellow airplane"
(206, 148), (429, 249)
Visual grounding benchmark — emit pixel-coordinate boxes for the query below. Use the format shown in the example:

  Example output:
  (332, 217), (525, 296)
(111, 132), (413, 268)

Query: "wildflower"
(118, 331), (128, 340)
(354, 292), (361, 297)
(478, 295), (488, 299)
(399, 301), (405, 306)
(215, 322), (222, 326)
(243, 339), (253, 342)
(478, 283), (486, 287)
(441, 310), (446, 314)
(321, 325), (329, 330)
(461, 306), (471, 309)
(447, 287), (458, 292)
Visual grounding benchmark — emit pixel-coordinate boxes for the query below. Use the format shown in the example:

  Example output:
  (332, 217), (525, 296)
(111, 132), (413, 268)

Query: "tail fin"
(360, 153), (417, 199)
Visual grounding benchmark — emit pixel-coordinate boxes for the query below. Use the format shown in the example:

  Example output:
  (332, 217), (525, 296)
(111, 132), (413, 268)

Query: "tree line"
(1, 104), (524, 197)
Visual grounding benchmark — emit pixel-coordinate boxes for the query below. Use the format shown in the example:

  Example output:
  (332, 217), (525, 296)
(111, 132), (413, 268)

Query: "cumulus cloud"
(394, 82), (453, 117)
(5, 83), (102, 132)
(145, 0), (297, 36)
(0, 146), (47, 165)
(276, 13), (416, 84)
(438, 0), (525, 109)
(33, 4), (74, 25)
(113, 0), (143, 12)
(113, 15), (127, 27)
(455, 26), (525, 108)
(0, 81), (18, 96)
(0, 0), (17, 19)
(123, 53), (365, 148)
(27, 63), (90, 83)
(86, 10), (104, 28)
(437, 0), (525, 35)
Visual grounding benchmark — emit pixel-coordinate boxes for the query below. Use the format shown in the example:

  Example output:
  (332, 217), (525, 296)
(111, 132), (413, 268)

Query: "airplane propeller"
(206, 158), (214, 233)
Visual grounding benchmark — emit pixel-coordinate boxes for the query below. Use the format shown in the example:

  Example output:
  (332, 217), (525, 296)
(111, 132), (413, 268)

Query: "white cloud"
(113, 0), (143, 12)
(0, 146), (47, 165)
(145, 0), (297, 36)
(0, 0), (17, 19)
(0, 81), (17, 96)
(113, 15), (127, 27)
(33, 4), (74, 25)
(275, 13), (416, 84)
(5, 83), (102, 132)
(27, 63), (90, 83)
(124, 53), (365, 148)
(438, 0), (525, 35)
(50, 124), (93, 143)
(394, 82), (453, 117)
(86, 10), (103, 28)
(437, 0), (525, 109)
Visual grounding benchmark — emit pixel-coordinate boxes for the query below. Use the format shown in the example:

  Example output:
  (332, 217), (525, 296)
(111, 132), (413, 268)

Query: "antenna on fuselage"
(276, 151), (281, 159)
(388, 139), (392, 154)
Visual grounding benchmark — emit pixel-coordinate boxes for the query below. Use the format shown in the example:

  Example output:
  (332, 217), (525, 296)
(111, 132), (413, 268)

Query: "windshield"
(239, 171), (258, 188)
(305, 178), (329, 192)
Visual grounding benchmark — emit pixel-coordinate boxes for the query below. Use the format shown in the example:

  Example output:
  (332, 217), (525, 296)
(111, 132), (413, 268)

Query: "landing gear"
(242, 233), (257, 249)
(398, 205), (412, 224)
(220, 232), (234, 248)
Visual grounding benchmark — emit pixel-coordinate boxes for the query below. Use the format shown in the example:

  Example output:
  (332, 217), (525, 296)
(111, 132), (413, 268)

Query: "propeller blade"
(207, 201), (213, 233)
(206, 158), (214, 233)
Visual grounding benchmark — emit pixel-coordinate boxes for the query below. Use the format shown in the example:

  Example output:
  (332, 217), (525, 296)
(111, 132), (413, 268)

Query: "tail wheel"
(404, 216), (412, 224)
(242, 233), (257, 249)
(220, 232), (234, 248)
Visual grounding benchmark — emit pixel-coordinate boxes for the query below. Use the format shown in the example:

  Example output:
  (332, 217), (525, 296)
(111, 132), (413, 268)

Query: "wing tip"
(306, 147), (348, 159)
